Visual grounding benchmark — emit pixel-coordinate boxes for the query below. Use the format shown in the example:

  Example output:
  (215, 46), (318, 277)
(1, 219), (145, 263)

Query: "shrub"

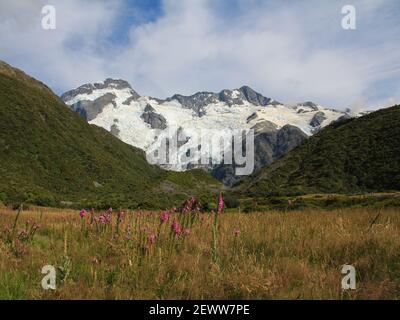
(224, 194), (239, 209)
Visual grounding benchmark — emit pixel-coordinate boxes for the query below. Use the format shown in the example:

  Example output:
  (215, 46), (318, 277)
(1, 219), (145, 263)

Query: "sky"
(0, 0), (399, 111)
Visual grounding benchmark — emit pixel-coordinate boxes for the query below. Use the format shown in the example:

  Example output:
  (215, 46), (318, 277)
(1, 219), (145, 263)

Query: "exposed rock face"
(163, 86), (278, 117)
(275, 125), (308, 157)
(310, 111), (327, 127)
(166, 93), (217, 117)
(246, 112), (258, 123)
(61, 79), (138, 102)
(122, 94), (140, 105)
(219, 90), (245, 106)
(110, 121), (120, 138)
(299, 101), (318, 110)
(70, 93), (116, 121)
(251, 120), (278, 133)
(211, 122), (308, 186)
(334, 114), (352, 124)
(140, 104), (167, 130)
(253, 124), (307, 171)
(239, 86), (272, 106)
(144, 104), (156, 113)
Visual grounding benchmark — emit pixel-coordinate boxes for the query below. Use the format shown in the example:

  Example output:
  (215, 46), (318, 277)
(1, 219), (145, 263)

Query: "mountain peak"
(162, 85), (278, 116)
(237, 85), (273, 106)
(102, 78), (132, 90)
(297, 101), (318, 109)
(61, 78), (139, 103)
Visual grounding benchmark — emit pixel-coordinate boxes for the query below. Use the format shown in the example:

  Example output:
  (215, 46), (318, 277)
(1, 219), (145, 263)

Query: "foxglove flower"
(160, 211), (170, 223)
(79, 209), (88, 218)
(217, 192), (224, 214)
(148, 233), (156, 245)
(171, 219), (181, 235)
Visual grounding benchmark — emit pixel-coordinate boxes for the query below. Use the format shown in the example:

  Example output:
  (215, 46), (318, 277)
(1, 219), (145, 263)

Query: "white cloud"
(0, 0), (399, 110)
(0, 0), (122, 90)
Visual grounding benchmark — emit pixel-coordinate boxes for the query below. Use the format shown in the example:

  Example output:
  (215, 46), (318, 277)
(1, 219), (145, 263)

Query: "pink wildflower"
(171, 219), (181, 235)
(288, 199), (293, 206)
(79, 209), (88, 218)
(160, 211), (170, 223)
(234, 229), (241, 237)
(171, 219), (178, 230)
(117, 210), (125, 221)
(183, 228), (191, 236)
(148, 233), (156, 245)
(181, 196), (200, 213)
(99, 214), (108, 224)
(217, 192), (224, 214)
(18, 230), (28, 240)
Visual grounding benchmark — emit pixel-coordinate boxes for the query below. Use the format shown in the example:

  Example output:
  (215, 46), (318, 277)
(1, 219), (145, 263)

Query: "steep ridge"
(238, 105), (400, 195)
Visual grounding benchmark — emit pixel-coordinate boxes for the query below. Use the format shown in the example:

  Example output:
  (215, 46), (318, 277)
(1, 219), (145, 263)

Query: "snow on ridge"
(65, 87), (134, 106)
(62, 80), (352, 171)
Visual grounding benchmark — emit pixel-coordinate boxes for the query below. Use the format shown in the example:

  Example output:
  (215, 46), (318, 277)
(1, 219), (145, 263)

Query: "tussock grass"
(0, 205), (399, 300)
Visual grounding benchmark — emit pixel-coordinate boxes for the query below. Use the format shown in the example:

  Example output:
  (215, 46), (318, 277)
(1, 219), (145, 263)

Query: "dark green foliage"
(223, 193), (240, 208)
(0, 61), (221, 208)
(238, 194), (400, 212)
(240, 105), (400, 196)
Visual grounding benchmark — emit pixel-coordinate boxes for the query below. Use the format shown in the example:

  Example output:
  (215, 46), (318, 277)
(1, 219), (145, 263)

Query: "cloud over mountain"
(1, 0), (399, 109)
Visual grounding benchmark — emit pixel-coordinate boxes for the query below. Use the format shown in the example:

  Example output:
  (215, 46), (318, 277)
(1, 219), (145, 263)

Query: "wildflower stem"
(11, 203), (23, 241)
(212, 212), (219, 263)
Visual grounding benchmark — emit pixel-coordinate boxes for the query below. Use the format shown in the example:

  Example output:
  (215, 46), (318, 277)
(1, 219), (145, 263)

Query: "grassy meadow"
(1, 201), (400, 300)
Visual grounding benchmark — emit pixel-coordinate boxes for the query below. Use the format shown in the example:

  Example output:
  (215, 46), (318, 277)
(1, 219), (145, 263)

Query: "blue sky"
(108, 0), (163, 46)
(0, 0), (399, 110)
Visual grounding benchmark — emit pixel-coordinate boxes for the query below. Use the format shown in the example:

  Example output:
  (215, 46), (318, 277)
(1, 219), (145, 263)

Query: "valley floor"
(0, 205), (399, 299)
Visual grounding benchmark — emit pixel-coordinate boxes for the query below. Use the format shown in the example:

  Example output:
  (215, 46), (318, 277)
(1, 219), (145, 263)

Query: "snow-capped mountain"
(61, 79), (357, 185)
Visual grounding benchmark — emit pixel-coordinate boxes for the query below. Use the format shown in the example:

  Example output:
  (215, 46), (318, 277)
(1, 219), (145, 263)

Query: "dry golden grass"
(0, 205), (400, 300)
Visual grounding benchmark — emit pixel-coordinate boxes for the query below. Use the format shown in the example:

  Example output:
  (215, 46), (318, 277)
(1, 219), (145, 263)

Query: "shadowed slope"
(0, 61), (220, 208)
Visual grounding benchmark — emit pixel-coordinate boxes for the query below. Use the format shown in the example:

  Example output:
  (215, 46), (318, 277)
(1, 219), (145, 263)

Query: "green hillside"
(0, 61), (221, 209)
(239, 105), (400, 196)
